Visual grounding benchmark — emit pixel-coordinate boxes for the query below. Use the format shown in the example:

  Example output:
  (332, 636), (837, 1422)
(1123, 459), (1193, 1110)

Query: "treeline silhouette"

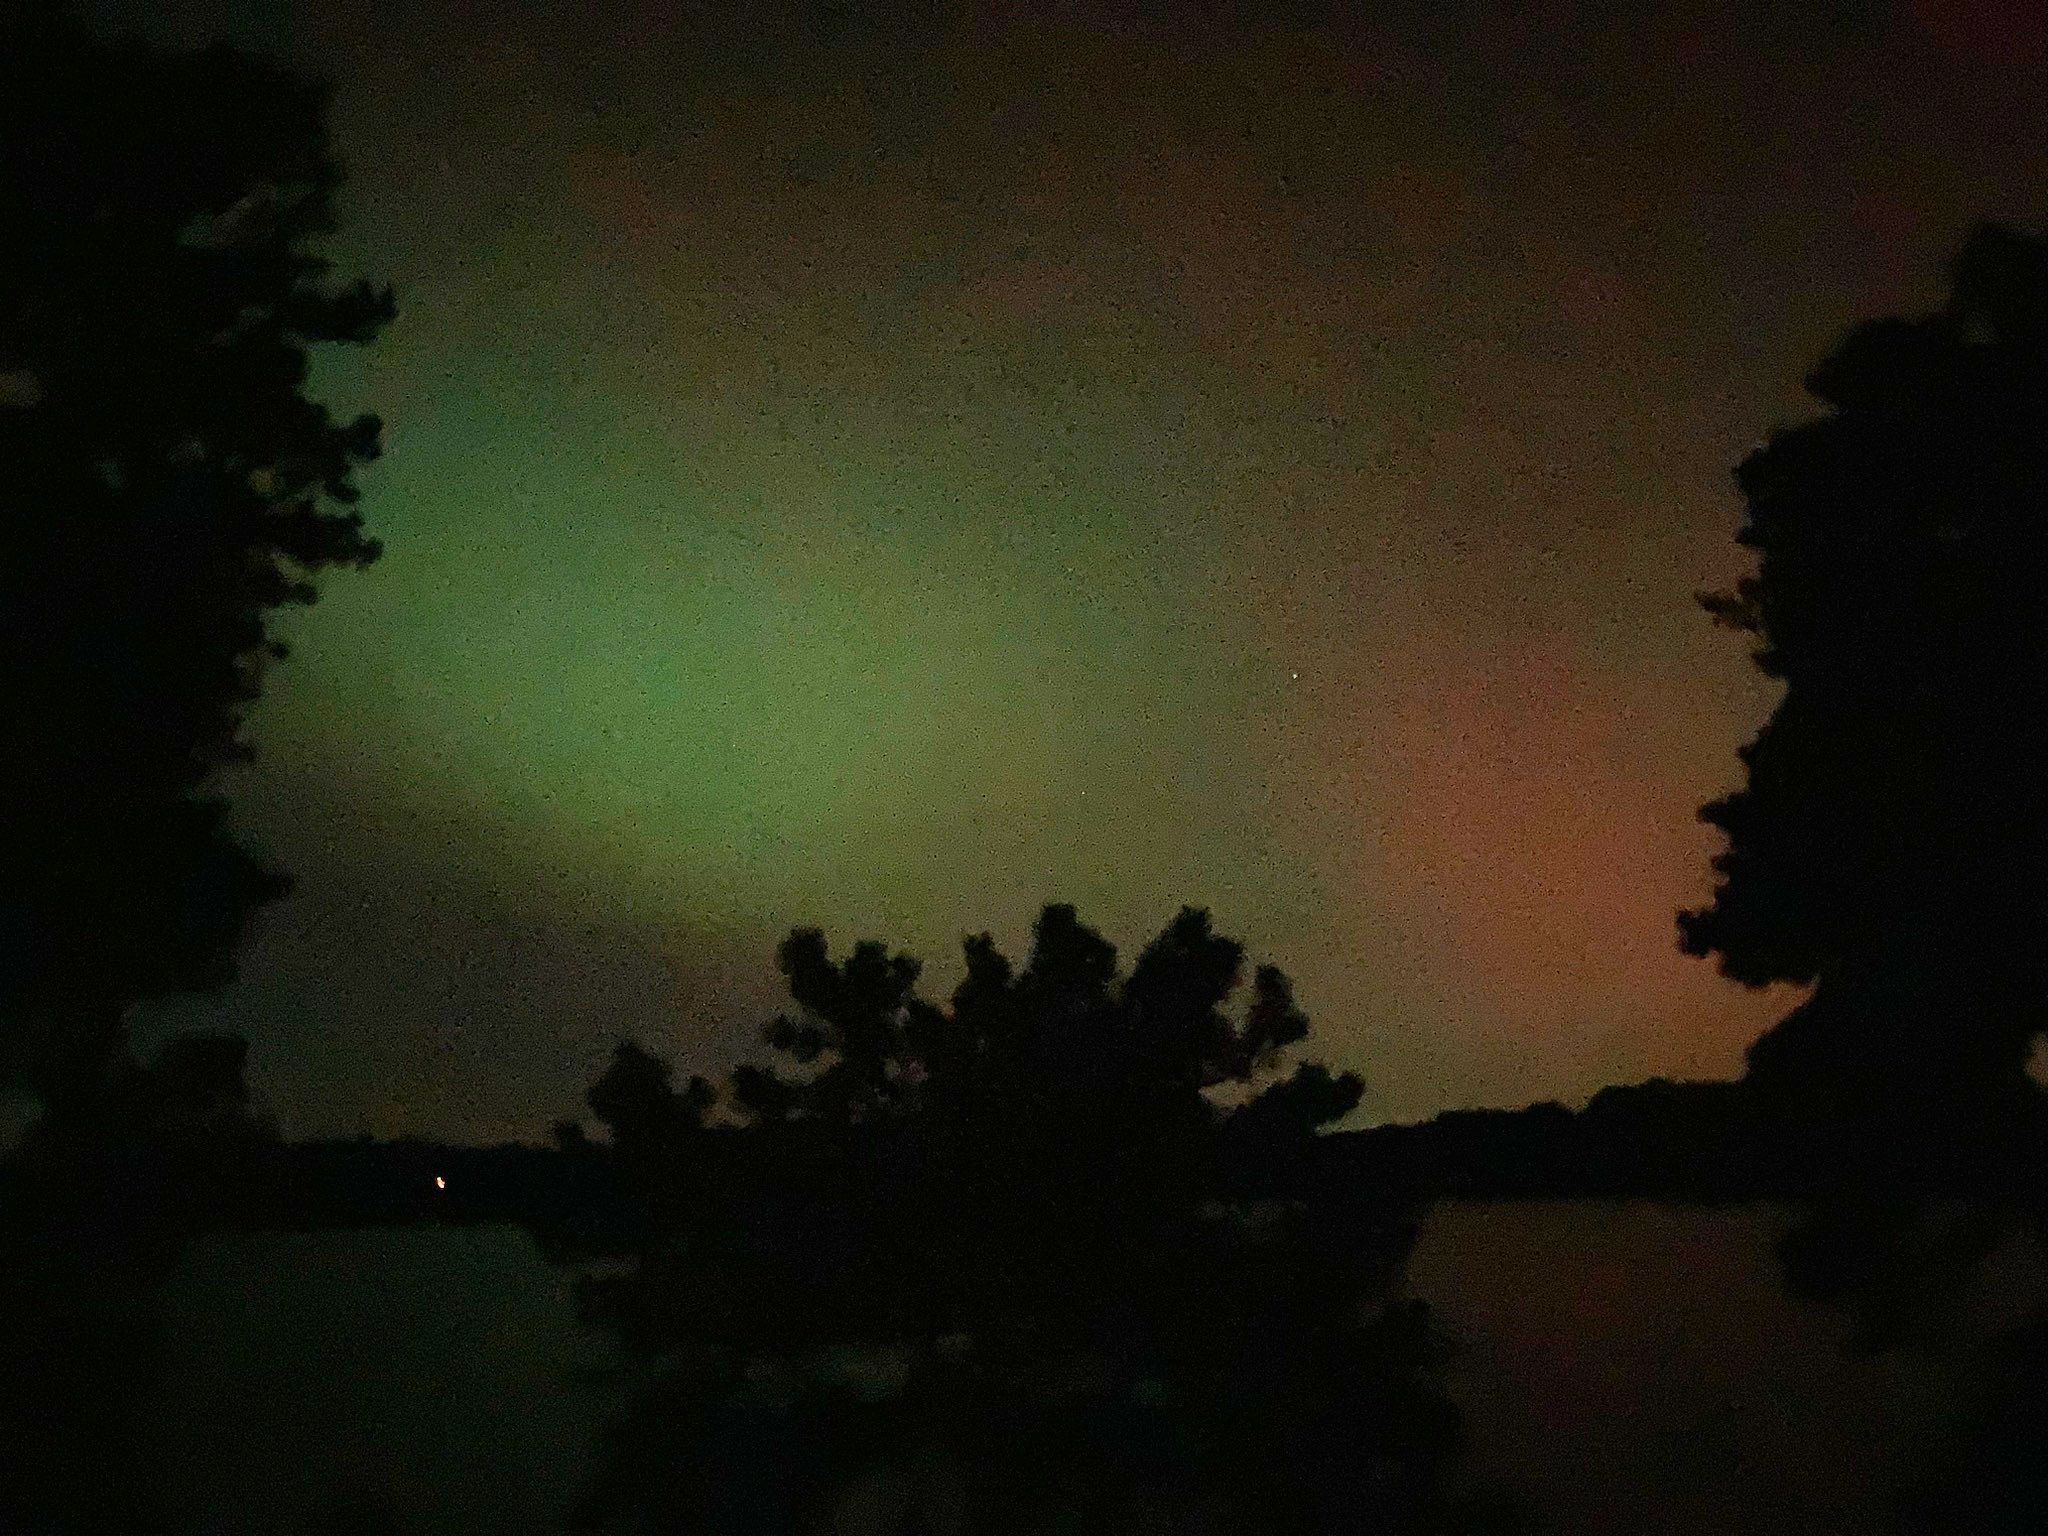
(264, 1071), (2015, 1239)
(1344, 1077), (2039, 1203)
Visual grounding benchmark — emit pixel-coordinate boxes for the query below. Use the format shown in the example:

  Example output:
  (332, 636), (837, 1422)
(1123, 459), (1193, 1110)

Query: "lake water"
(145, 1202), (2044, 1534)
(149, 1223), (620, 1534)
(1404, 1201), (2043, 1535)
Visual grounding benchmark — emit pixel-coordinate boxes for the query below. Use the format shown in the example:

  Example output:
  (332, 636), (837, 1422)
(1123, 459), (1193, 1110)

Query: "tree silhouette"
(588, 1040), (715, 1156)
(734, 903), (1361, 1145)
(0, 13), (393, 1116)
(566, 905), (1518, 1535)
(1684, 225), (2048, 1528)
(0, 17), (390, 1527)
(586, 1039), (715, 1242)
(1681, 223), (2048, 1166)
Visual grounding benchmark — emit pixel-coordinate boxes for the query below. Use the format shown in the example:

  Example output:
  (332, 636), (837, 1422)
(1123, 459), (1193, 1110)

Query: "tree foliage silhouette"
(0, 13), (392, 1113)
(588, 1040), (715, 1157)
(1683, 225), (2048, 1529)
(566, 905), (1520, 1536)
(1681, 223), (2048, 1156)
(733, 903), (1361, 1143)
(0, 18), (389, 1528)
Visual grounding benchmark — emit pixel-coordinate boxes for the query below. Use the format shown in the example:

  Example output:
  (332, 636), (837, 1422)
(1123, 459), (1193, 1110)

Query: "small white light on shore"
(434, 1175), (447, 1191)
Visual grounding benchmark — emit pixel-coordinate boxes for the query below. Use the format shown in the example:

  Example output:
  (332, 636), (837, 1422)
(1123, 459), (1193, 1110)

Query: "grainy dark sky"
(113, 0), (2048, 1142)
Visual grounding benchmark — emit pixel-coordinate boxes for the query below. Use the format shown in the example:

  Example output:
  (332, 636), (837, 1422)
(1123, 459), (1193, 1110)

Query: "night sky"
(118, 0), (2048, 1143)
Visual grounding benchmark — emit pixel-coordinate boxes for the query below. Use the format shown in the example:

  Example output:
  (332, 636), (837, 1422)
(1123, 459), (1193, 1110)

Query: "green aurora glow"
(125, 0), (2048, 1141)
